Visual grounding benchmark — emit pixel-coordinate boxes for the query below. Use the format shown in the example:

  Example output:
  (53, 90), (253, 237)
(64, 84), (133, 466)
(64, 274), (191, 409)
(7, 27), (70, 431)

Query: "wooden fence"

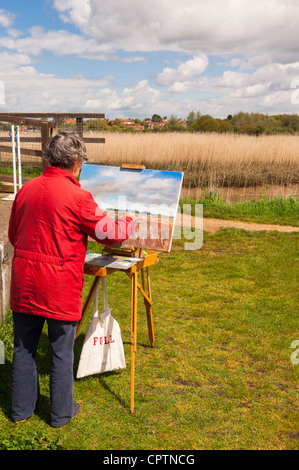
(0, 113), (105, 185)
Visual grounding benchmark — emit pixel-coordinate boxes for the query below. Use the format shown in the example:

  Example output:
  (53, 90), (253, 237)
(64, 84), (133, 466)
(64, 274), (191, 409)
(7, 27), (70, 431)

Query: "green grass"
(0, 166), (42, 180)
(0, 228), (298, 450)
(180, 193), (299, 227)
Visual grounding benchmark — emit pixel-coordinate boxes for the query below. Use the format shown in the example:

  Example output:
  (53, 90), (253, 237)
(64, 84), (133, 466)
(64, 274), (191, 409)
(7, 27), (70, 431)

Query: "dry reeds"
(87, 132), (299, 190)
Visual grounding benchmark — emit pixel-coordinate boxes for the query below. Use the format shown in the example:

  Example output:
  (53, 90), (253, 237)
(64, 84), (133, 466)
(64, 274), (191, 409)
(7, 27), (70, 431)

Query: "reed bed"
(88, 132), (299, 190)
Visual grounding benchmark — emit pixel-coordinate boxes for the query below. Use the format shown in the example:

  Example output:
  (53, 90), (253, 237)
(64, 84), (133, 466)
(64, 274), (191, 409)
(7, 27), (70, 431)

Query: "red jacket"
(8, 166), (134, 321)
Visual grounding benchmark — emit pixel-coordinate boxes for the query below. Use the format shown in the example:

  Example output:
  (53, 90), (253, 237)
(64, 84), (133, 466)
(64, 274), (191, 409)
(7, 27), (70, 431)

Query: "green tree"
(218, 121), (234, 133)
(169, 114), (179, 125)
(151, 114), (162, 123)
(254, 125), (265, 136)
(187, 111), (196, 126)
(111, 124), (121, 131)
(192, 116), (219, 132)
(187, 111), (201, 127)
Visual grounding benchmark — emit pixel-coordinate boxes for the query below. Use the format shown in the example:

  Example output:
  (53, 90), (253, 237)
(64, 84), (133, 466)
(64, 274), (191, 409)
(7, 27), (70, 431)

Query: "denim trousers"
(11, 312), (77, 427)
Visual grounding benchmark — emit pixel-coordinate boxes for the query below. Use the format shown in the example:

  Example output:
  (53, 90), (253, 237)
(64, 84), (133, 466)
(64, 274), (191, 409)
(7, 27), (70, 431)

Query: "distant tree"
(151, 114), (162, 123)
(187, 111), (201, 127)
(169, 114), (179, 125)
(199, 117), (220, 132)
(254, 125), (265, 136)
(238, 124), (256, 135)
(191, 116), (219, 132)
(280, 113), (299, 132)
(218, 121), (234, 133)
(114, 118), (122, 127)
(187, 111), (196, 126)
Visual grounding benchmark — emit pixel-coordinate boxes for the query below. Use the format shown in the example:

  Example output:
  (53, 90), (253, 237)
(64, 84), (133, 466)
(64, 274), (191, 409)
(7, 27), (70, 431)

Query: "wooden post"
(41, 121), (50, 171)
(76, 117), (83, 139)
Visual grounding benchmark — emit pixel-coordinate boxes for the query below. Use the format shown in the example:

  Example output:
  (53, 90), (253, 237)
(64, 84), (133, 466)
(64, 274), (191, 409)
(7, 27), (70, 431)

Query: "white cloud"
(53, 0), (299, 58)
(168, 82), (194, 94)
(53, 0), (91, 29)
(0, 26), (116, 60)
(0, 9), (145, 62)
(0, 9), (14, 28)
(156, 55), (208, 86)
(0, 51), (115, 112)
(85, 80), (161, 112)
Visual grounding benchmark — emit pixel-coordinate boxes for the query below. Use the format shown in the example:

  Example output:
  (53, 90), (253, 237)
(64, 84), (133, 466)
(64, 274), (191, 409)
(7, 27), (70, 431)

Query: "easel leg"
(141, 267), (155, 347)
(75, 276), (100, 339)
(130, 266), (138, 413)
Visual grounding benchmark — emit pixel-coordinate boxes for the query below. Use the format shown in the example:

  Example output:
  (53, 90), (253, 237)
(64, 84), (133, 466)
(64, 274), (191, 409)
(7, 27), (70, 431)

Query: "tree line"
(84, 111), (299, 135)
(2, 111), (299, 136)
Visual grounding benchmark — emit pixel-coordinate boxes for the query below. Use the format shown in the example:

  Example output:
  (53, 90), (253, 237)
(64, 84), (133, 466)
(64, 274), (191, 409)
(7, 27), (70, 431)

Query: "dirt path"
(175, 214), (299, 234)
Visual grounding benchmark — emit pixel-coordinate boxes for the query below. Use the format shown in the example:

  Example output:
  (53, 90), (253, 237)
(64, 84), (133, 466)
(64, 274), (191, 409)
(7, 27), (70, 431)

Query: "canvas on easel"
(77, 164), (173, 413)
(80, 164), (184, 252)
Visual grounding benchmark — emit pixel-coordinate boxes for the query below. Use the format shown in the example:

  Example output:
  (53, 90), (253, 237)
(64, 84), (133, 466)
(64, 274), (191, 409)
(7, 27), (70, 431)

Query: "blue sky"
(0, 0), (299, 119)
(80, 165), (183, 215)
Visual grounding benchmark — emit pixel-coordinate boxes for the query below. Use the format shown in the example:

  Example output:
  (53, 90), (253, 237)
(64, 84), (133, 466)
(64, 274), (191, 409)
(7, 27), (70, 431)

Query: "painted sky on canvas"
(0, 1), (299, 118)
(80, 164), (183, 217)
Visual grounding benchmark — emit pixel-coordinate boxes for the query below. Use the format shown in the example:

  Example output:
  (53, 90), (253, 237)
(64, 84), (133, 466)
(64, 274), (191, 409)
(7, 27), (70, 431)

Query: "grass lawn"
(0, 227), (298, 450)
(180, 194), (299, 227)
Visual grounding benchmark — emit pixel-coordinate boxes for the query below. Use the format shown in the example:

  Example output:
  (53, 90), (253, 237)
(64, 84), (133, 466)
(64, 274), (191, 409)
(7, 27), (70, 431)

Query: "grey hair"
(45, 131), (87, 169)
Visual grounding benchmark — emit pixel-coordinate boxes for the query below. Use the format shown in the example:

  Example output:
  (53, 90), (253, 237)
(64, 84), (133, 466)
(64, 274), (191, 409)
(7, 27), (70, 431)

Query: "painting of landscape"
(80, 164), (183, 252)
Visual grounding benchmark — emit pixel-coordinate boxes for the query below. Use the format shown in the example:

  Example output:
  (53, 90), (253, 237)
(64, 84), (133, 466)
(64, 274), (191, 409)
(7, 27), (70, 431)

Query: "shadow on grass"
(0, 357), (13, 421)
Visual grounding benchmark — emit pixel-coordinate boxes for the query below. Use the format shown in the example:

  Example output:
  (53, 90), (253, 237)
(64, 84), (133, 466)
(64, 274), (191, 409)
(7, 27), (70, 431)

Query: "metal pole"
(16, 126), (22, 190)
(11, 125), (17, 195)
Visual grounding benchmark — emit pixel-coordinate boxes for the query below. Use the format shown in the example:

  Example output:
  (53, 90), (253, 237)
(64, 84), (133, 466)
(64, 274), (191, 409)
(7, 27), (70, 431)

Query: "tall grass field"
(88, 132), (299, 191)
(1, 131), (298, 199)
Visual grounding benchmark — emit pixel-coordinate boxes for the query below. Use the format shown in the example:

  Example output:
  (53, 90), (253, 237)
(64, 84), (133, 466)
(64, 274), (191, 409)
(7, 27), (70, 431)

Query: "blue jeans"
(11, 312), (77, 427)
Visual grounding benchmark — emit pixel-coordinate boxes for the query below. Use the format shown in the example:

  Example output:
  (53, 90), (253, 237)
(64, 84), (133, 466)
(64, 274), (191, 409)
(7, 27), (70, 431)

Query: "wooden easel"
(75, 164), (159, 413)
(75, 247), (159, 413)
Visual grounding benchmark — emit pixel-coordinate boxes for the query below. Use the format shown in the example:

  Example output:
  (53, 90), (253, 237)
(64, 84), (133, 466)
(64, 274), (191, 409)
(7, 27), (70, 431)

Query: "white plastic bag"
(76, 278), (126, 378)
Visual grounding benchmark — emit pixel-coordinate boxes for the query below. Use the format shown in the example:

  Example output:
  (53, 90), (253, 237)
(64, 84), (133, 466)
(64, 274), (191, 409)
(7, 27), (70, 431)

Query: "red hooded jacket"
(8, 166), (134, 321)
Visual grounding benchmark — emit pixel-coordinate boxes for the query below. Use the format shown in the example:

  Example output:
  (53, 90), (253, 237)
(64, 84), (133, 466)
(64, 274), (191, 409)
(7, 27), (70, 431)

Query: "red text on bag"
(93, 335), (115, 346)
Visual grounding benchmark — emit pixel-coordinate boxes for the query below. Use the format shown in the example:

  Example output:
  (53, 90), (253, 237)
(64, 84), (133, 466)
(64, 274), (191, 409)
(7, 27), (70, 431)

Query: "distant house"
(177, 120), (188, 128)
(62, 119), (76, 125)
(144, 121), (155, 129)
